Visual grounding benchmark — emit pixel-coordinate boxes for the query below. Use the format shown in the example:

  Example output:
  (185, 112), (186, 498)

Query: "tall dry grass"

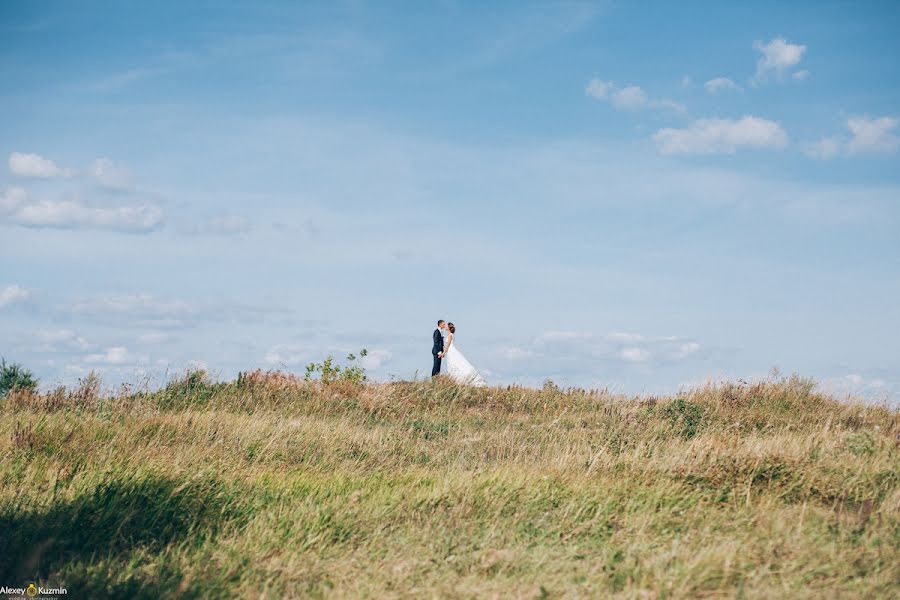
(1, 371), (897, 598)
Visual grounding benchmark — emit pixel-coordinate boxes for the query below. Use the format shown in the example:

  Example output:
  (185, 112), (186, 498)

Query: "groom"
(431, 319), (446, 377)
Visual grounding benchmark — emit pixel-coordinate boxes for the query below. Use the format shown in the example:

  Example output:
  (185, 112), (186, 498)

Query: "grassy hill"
(1, 372), (897, 598)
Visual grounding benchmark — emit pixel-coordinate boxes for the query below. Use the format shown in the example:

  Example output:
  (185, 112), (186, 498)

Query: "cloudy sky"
(2, 1), (898, 399)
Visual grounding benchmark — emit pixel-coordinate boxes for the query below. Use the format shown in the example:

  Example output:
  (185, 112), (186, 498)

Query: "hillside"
(1, 373), (898, 598)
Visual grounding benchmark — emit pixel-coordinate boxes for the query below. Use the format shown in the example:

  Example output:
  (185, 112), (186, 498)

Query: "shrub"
(0, 358), (38, 398)
(661, 398), (706, 439)
(158, 369), (219, 409)
(845, 432), (876, 455)
(305, 349), (368, 385)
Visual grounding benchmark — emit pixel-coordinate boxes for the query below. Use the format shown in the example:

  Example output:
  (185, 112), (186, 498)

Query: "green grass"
(1, 373), (897, 598)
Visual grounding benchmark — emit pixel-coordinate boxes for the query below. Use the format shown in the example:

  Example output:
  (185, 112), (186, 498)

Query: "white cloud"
(585, 78), (613, 99)
(819, 373), (894, 401)
(614, 336), (699, 363)
(606, 332), (645, 343)
(532, 330), (702, 367)
(680, 75), (693, 89)
(0, 284), (30, 308)
(803, 136), (842, 160)
(653, 116), (788, 155)
(673, 342), (701, 359)
(33, 329), (91, 351)
(792, 69), (810, 81)
(85, 346), (130, 365)
(9, 152), (77, 178)
(4, 193), (163, 232)
(803, 116), (899, 159)
(753, 37), (806, 79)
(846, 116), (900, 155)
(0, 187), (27, 213)
(360, 349), (392, 369)
(704, 77), (742, 94)
(753, 37), (806, 82)
(497, 346), (535, 360)
(585, 78), (684, 113)
(4, 157), (160, 233)
(611, 85), (648, 110)
(620, 347), (651, 362)
(91, 158), (133, 190)
(15, 199), (162, 232)
(264, 344), (311, 366)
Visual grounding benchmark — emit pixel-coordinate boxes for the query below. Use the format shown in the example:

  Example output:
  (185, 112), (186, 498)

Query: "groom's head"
(437, 319), (445, 330)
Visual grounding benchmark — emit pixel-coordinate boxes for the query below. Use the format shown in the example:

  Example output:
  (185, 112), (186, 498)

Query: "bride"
(441, 322), (486, 387)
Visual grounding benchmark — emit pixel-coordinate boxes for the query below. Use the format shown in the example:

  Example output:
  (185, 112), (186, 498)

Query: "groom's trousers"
(431, 354), (441, 377)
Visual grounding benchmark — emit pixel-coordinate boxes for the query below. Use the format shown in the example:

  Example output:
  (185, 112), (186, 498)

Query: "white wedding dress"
(441, 333), (487, 387)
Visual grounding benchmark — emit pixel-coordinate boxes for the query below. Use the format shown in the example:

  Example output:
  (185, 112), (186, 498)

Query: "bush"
(305, 349), (368, 385)
(157, 369), (219, 410)
(0, 358), (38, 398)
(661, 398), (706, 439)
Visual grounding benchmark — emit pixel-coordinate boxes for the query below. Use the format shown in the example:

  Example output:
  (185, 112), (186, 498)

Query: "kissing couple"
(431, 319), (486, 387)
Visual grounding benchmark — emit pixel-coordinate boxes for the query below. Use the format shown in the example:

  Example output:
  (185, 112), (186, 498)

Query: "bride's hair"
(447, 322), (455, 333)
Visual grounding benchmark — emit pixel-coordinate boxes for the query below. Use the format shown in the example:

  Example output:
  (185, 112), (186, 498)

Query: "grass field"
(1, 372), (897, 598)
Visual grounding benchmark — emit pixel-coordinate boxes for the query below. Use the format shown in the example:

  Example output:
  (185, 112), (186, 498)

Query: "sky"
(1, 1), (899, 400)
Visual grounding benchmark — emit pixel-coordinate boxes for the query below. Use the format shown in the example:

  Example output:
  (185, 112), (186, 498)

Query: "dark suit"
(431, 328), (444, 377)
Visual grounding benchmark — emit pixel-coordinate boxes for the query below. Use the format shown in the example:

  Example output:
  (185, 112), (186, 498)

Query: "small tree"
(0, 359), (38, 398)
(305, 349), (368, 385)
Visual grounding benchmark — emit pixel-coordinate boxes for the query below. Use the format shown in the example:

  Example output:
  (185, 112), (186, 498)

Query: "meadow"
(0, 370), (897, 598)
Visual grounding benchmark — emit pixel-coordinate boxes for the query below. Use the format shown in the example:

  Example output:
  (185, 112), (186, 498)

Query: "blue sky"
(2, 1), (899, 400)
